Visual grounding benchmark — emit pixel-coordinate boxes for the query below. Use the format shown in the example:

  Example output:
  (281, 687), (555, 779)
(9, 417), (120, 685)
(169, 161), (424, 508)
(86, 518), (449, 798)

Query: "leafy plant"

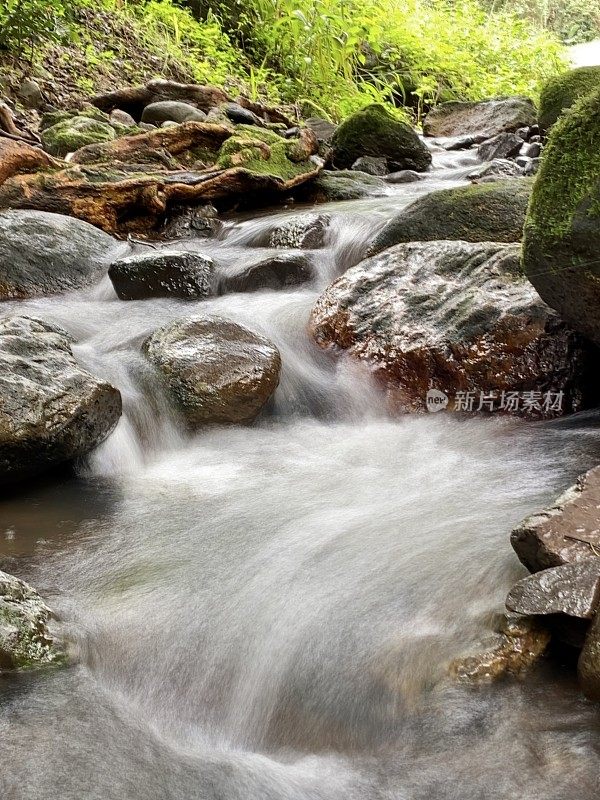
(0, 0), (68, 53)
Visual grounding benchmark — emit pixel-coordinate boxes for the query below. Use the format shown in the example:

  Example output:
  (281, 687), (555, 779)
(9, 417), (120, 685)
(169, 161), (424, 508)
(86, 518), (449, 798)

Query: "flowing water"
(2, 147), (600, 799)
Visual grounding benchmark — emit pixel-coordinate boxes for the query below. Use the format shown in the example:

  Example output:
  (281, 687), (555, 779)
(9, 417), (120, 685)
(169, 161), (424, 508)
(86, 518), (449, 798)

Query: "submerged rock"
(450, 613), (550, 683)
(368, 179), (532, 255)
(511, 467), (600, 573)
(309, 240), (597, 414)
(0, 209), (124, 300)
(522, 87), (600, 348)
(423, 98), (537, 138)
(109, 251), (214, 300)
(385, 170), (424, 184)
(143, 316), (281, 426)
(506, 559), (600, 618)
(538, 66), (600, 131)
(330, 104), (431, 172)
(0, 570), (65, 671)
(220, 254), (313, 294)
(0, 317), (122, 484)
(268, 213), (329, 249)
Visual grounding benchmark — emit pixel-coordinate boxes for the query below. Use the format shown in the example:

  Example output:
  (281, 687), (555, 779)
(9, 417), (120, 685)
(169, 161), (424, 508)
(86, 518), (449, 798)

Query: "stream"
(2, 146), (600, 799)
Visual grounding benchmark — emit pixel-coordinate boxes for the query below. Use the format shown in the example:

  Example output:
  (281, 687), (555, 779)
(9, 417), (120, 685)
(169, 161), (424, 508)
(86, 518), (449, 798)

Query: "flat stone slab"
(506, 558), (600, 618)
(511, 466), (600, 572)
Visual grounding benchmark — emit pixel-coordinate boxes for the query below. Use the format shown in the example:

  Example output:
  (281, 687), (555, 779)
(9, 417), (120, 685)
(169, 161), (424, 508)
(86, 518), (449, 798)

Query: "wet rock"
(298, 170), (387, 202)
(450, 613), (550, 682)
(578, 610), (600, 700)
(306, 117), (338, 144)
(268, 213), (329, 249)
(522, 142), (542, 159)
(434, 133), (488, 151)
(141, 100), (207, 126)
(143, 317), (281, 426)
(511, 467), (600, 573)
(109, 251), (214, 300)
(423, 97), (537, 138)
(385, 170), (424, 184)
(506, 559), (600, 618)
(0, 316), (122, 484)
(477, 133), (523, 162)
(161, 205), (221, 239)
(330, 104), (431, 172)
(351, 156), (388, 176)
(17, 79), (43, 110)
(369, 179), (532, 255)
(41, 115), (116, 157)
(309, 240), (597, 414)
(0, 210), (125, 300)
(223, 102), (262, 126)
(220, 254), (313, 294)
(522, 88), (600, 347)
(466, 159), (523, 182)
(523, 158), (541, 177)
(538, 66), (600, 131)
(0, 570), (65, 671)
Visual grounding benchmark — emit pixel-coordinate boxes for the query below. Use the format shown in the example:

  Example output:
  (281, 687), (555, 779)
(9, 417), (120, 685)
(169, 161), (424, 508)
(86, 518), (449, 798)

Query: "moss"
(538, 66), (600, 131)
(41, 116), (117, 157)
(40, 105), (111, 131)
(217, 127), (313, 181)
(330, 103), (431, 171)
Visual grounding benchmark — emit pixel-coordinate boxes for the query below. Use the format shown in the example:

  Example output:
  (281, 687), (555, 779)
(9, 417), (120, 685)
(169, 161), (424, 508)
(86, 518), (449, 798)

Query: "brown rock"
(578, 611), (600, 700)
(511, 467), (600, 573)
(506, 559), (600, 618)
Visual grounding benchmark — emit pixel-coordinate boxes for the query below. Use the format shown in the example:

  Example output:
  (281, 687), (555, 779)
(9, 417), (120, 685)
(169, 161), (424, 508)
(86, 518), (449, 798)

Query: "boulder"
(477, 133), (523, 162)
(141, 100), (207, 126)
(0, 570), (65, 671)
(423, 98), (537, 138)
(330, 104), (431, 172)
(351, 156), (388, 176)
(0, 210), (125, 300)
(161, 205), (221, 239)
(296, 170), (387, 202)
(17, 79), (43, 110)
(109, 251), (214, 300)
(511, 467), (600, 573)
(538, 66), (600, 131)
(305, 117), (338, 144)
(450, 613), (550, 683)
(41, 115), (116, 157)
(522, 87), (600, 347)
(143, 317), (281, 426)
(506, 559), (600, 618)
(0, 316), (122, 484)
(309, 240), (597, 414)
(368, 179), (532, 256)
(268, 213), (329, 249)
(466, 159), (523, 182)
(219, 254), (313, 294)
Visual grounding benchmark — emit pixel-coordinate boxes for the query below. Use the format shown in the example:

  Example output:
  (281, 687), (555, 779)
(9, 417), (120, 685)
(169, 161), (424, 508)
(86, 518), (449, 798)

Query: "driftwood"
(92, 80), (230, 119)
(0, 139), (61, 185)
(70, 121), (233, 166)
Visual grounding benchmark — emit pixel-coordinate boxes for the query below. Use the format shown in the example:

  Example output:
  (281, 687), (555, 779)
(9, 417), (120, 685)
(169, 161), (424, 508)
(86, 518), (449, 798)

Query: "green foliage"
(482, 0), (600, 45)
(0, 0), (68, 52)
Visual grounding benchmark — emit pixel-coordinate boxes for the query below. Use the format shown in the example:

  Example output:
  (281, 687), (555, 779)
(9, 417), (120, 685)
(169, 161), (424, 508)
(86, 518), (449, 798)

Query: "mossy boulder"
(330, 104), (431, 172)
(538, 67), (600, 131)
(522, 87), (600, 347)
(216, 125), (315, 182)
(295, 169), (387, 202)
(0, 570), (65, 671)
(41, 115), (117, 157)
(369, 178), (532, 255)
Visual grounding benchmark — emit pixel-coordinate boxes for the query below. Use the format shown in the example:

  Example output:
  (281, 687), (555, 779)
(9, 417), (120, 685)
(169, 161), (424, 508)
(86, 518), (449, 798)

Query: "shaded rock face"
(41, 115), (116, 157)
(143, 317), (281, 426)
(0, 317), (122, 485)
(578, 609), (600, 700)
(351, 156), (388, 176)
(0, 210), (124, 300)
(0, 571), (64, 671)
(511, 467), (600, 573)
(220, 254), (313, 294)
(522, 88), (600, 348)
(368, 179), (532, 256)
(161, 205), (221, 240)
(268, 214), (329, 249)
(141, 100), (207, 126)
(109, 251), (214, 300)
(477, 133), (523, 162)
(306, 117), (338, 144)
(450, 614), (550, 683)
(423, 98), (537, 138)
(330, 104), (431, 172)
(538, 66), (600, 131)
(506, 559), (600, 619)
(309, 240), (597, 414)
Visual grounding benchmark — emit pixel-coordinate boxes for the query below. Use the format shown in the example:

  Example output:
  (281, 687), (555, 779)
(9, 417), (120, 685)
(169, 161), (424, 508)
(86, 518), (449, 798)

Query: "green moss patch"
(538, 66), (600, 131)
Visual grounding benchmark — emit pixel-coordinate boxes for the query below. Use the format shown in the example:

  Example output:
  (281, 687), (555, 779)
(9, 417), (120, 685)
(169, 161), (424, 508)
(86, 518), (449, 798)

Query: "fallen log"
(92, 80), (230, 119)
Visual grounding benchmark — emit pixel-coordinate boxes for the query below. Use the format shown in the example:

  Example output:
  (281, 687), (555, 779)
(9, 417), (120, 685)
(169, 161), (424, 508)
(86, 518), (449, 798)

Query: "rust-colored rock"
(0, 139), (59, 185)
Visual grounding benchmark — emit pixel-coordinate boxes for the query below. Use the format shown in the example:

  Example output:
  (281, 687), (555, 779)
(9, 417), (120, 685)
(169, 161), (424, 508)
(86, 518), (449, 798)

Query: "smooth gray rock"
(0, 210), (125, 300)
(0, 316), (122, 484)
(223, 102), (262, 126)
(385, 170), (424, 184)
(17, 79), (43, 110)
(220, 254), (313, 294)
(109, 251), (214, 300)
(141, 100), (207, 126)
(143, 317), (281, 426)
(351, 156), (388, 176)
(506, 559), (600, 618)
(110, 109), (137, 128)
